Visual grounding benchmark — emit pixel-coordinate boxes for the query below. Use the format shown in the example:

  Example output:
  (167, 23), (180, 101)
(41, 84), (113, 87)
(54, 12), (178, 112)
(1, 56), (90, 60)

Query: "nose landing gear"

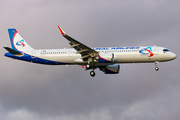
(155, 67), (159, 71)
(155, 62), (159, 71)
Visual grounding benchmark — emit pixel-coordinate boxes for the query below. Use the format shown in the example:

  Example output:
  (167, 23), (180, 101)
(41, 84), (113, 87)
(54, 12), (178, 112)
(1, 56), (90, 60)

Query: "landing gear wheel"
(86, 64), (90, 69)
(155, 62), (159, 71)
(155, 67), (159, 71)
(90, 71), (95, 77)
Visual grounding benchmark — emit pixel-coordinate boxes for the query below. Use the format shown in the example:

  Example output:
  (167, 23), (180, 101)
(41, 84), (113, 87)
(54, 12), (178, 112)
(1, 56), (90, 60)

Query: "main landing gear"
(86, 64), (91, 69)
(86, 64), (96, 77)
(155, 62), (159, 71)
(90, 70), (95, 77)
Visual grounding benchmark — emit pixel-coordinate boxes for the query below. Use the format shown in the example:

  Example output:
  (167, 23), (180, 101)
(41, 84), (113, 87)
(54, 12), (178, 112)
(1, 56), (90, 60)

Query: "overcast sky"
(0, 0), (180, 120)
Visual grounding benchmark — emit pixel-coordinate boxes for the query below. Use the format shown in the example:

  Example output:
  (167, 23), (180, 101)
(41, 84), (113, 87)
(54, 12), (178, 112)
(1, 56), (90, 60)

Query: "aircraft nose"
(171, 52), (177, 60)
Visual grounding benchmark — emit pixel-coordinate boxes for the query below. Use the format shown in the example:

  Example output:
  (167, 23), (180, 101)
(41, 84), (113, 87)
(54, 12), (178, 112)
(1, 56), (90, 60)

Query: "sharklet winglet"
(58, 26), (65, 35)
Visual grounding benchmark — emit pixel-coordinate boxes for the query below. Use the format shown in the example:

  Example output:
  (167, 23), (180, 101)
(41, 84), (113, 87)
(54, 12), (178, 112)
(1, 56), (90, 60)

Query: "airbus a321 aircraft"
(4, 26), (176, 77)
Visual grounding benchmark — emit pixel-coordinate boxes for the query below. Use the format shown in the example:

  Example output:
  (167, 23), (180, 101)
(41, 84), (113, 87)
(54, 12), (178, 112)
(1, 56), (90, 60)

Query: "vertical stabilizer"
(8, 29), (34, 51)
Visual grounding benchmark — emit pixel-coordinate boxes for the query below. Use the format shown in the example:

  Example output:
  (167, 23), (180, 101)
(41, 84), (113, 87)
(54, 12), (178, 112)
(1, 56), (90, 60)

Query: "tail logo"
(16, 40), (25, 47)
(139, 47), (154, 57)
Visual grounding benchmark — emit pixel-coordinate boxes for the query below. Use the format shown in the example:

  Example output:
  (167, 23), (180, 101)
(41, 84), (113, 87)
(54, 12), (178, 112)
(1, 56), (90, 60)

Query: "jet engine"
(99, 64), (120, 74)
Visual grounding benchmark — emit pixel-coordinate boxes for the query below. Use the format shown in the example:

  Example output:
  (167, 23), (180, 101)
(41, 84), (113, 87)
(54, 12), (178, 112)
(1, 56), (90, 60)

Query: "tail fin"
(8, 29), (34, 51)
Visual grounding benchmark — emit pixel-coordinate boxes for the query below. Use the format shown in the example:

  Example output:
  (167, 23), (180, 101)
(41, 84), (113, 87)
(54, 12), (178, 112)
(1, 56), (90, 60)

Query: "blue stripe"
(8, 29), (17, 51)
(4, 53), (70, 65)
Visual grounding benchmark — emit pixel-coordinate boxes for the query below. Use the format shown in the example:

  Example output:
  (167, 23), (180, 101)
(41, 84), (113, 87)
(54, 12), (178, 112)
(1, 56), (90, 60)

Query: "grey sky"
(0, 0), (180, 120)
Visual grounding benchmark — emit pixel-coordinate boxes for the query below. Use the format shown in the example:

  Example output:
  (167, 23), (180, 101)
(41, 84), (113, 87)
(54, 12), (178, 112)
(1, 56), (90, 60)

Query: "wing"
(58, 26), (99, 61)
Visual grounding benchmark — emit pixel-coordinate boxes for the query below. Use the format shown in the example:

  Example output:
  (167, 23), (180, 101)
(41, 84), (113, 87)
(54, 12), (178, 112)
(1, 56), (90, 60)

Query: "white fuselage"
(19, 46), (176, 65)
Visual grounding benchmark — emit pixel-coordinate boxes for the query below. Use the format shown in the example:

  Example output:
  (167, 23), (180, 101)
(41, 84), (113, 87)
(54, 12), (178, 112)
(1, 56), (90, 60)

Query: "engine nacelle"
(98, 53), (117, 63)
(99, 64), (120, 74)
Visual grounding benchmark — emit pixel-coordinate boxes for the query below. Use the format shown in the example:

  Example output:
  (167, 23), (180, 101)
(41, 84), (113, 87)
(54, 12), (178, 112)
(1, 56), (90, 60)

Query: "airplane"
(4, 26), (176, 77)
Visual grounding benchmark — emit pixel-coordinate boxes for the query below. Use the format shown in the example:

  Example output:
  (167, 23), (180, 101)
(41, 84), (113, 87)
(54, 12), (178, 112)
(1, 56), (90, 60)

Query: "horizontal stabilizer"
(4, 47), (23, 55)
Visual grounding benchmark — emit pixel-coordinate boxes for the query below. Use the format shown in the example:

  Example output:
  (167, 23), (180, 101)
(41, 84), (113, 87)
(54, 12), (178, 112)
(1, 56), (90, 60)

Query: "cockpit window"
(163, 49), (170, 52)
